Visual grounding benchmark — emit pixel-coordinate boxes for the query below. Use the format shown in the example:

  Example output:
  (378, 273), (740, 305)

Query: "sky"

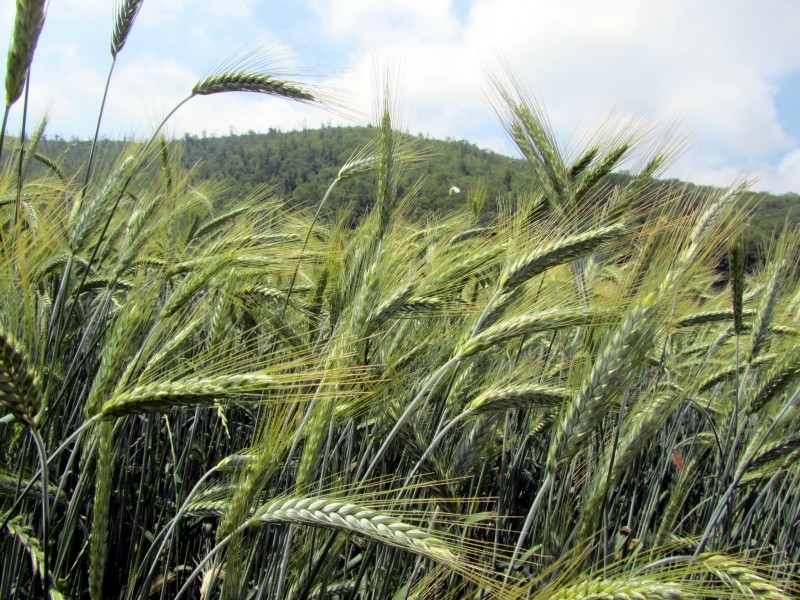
(2, 0), (800, 194)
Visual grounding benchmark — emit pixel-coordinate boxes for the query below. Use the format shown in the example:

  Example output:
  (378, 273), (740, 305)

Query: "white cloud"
(312, 0), (462, 45)
(2, 0), (800, 193)
(756, 149), (800, 194)
(308, 0), (800, 192)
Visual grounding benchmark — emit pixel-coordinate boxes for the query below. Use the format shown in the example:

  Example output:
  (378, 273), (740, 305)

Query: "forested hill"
(179, 126), (540, 216)
(25, 125), (800, 240)
(30, 126), (538, 215)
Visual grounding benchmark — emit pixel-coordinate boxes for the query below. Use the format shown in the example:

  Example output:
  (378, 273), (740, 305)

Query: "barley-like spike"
(465, 384), (568, 414)
(5, 0), (46, 107)
(675, 308), (755, 328)
(748, 345), (800, 414)
(184, 499), (230, 518)
(308, 582), (358, 600)
(238, 286), (290, 304)
(250, 496), (455, 561)
(697, 553), (792, 600)
(502, 222), (625, 292)
(750, 261), (785, 361)
(192, 206), (251, 240)
(399, 297), (453, 314)
(515, 103), (570, 200)
(338, 154), (378, 182)
(569, 146), (599, 179)
(33, 152), (65, 181)
(579, 394), (679, 540)
(769, 324), (798, 337)
(158, 136), (172, 190)
(0, 473), (62, 503)
(448, 227), (491, 247)
(750, 437), (800, 471)
(698, 353), (776, 392)
(422, 244), (504, 295)
(216, 454), (256, 472)
(458, 307), (604, 359)
(295, 397), (336, 492)
(573, 143), (629, 201)
(450, 416), (498, 476)
(548, 293), (657, 472)
(730, 240), (746, 334)
(0, 325), (40, 428)
(97, 373), (279, 419)
(6, 517), (65, 594)
(682, 184), (745, 264)
(376, 109), (395, 238)
(111, 0), (144, 57)
(366, 282), (416, 332)
(69, 155), (137, 251)
(192, 71), (315, 101)
(89, 422), (113, 600)
(510, 121), (559, 201)
(546, 577), (682, 600)
(20, 114), (46, 179)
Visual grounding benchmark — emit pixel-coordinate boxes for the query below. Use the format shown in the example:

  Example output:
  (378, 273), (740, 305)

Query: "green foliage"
(22, 129), (797, 247)
(1, 4), (800, 600)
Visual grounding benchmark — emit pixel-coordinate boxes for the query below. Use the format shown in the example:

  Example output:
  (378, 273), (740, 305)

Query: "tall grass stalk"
(1, 5), (799, 598)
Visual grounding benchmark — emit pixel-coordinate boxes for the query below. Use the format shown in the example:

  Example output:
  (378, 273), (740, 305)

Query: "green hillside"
(22, 125), (800, 244)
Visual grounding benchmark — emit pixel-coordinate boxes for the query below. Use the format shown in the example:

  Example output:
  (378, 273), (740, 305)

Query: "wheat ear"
(501, 222), (625, 292)
(96, 373), (279, 418)
(544, 577), (681, 600)
(111, 0), (144, 57)
(573, 143), (629, 201)
(193, 72), (315, 101)
(697, 553), (791, 600)
(548, 294), (656, 472)
(748, 345), (800, 414)
(749, 261), (785, 361)
(6, 517), (64, 596)
(457, 308), (603, 359)
(507, 293), (660, 580)
(0, 325), (40, 427)
(250, 496), (455, 561)
(89, 422), (113, 600)
(5, 0), (46, 108)
(730, 240), (746, 333)
(465, 384), (568, 414)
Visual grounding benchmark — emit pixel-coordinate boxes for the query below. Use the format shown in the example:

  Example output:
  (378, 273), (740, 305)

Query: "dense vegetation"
(24, 127), (800, 246)
(2, 2), (800, 599)
(32, 127), (539, 217)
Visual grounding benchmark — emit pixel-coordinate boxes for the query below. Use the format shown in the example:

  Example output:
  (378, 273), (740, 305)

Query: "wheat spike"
(5, 0), (46, 107)
(97, 373), (279, 418)
(545, 577), (681, 600)
(250, 496), (455, 561)
(501, 222), (625, 292)
(573, 143), (629, 202)
(548, 293), (657, 472)
(89, 422), (113, 600)
(458, 308), (604, 359)
(748, 345), (800, 414)
(193, 72), (315, 101)
(111, 0), (144, 57)
(698, 353), (776, 392)
(675, 308), (754, 328)
(0, 325), (40, 428)
(750, 261), (785, 361)
(730, 239), (746, 334)
(465, 384), (568, 414)
(697, 553), (792, 600)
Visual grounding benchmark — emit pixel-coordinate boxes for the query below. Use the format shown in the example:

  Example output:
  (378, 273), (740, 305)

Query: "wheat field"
(1, 2), (799, 599)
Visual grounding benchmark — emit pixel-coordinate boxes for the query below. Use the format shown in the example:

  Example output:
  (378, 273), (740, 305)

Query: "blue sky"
(2, 0), (800, 194)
